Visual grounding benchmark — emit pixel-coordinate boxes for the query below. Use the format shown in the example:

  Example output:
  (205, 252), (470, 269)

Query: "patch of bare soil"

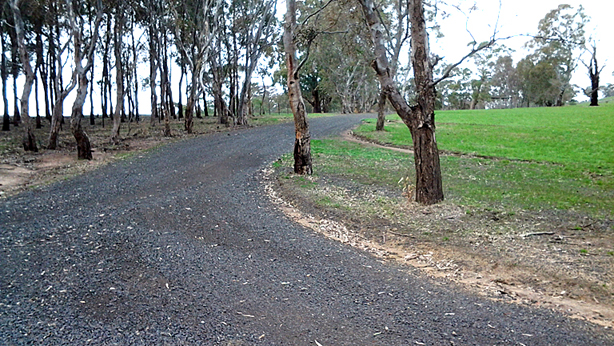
(263, 137), (614, 330)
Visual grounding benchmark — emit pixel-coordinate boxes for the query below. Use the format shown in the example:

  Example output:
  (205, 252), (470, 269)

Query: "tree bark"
(588, 45), (600, 107)
(71, 75), (93, 159)
(375, 89), (387, 131)
(358, 0), (443, 204)
(111, 10), (124, 143)
(68, 2), (103, 159)
(284, 0), (312, 175)
(8, 25), (20, 126)
(184, 72), (198, 134)
(149, 26), (158, 127)
(1, 24), (10, 131)
(178, 65), (184, 120)
(10, 0), (37, 151)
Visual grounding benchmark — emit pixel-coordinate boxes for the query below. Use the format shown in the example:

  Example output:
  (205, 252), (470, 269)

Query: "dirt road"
(1, 115), (611, 344)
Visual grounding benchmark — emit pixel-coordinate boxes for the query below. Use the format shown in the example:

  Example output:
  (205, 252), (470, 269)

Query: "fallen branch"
(521, 232), (555, 238)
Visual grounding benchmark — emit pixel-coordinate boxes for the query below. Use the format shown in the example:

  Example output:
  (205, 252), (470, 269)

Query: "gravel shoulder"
(1, 115), (612, 345)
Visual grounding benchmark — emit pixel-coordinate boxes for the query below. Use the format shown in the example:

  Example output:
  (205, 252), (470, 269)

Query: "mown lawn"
(348, 102), (614, 217)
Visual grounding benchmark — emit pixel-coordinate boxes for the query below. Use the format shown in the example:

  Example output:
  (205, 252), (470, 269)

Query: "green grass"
(306, 139), (613, 217)
(251, 112), (340, 126)
(350, 103), (614, 216)
(355, 103), (614, 175)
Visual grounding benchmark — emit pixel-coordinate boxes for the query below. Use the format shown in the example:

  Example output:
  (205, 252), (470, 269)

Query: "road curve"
(1, 115), (612, 345)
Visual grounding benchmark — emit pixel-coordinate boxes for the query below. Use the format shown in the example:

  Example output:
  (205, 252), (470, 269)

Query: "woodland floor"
(2, 114), (613, 334)
(0, 116), (262, 198)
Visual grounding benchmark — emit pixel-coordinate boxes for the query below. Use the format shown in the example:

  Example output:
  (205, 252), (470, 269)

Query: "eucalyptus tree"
(581, 43), (603, 107)
(283, 0), (312, 174)
(374, 0), (410, 130)
(172, 0), (221, 133)
(110, 1), (126, 142)
(9, 0), (38, 151)
(234, 0), (276, 125)
(358, 0), (497, 204)
(6, 5), (20, 126)
(525, 4), (587, 106)
(48, 0), (78, 149)
(1, 9), (10, 131)
(489, 55), (521, 109)
(66, 0), (104, 159)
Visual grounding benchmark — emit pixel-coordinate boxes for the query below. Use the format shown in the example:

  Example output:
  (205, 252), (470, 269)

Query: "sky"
(2, 0), (613, 116)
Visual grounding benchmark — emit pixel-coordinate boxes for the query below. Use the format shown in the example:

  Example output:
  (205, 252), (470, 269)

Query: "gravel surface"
(1, 114), (612, 345)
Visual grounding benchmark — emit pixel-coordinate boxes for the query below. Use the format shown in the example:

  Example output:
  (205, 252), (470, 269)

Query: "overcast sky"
(3, 1), (613, 116)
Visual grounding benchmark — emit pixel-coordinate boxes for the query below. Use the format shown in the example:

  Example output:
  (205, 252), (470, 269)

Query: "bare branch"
(300, 0), (336, 26)
(431, 38), (496, 87)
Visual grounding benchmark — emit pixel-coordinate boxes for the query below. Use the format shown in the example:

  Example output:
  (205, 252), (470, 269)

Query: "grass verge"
(271, 105), (614, 325)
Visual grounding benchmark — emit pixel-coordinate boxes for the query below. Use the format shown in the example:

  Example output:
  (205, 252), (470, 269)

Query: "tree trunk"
(111, 11), (124, 143)
(177, 66), (184, 120)
(184, 72), (198, 134)
(9, 27), (20, 126)
(34, 25), (43, 129)
(588, 46), (600, 107)
(359, 0), (443, 204)
(1, 24), (10, 131)
(11, 0), (37, 151)
(89, 68), (95, 125)
(149, 27), (158, 127)
(376, 89), (386, 131)
(311, 89), (322, 113)
(202, 96), (207, 118)
(407, 0), (443, 204)
(71, 75), (93, 159)
(159, 32), (172, 136)
(284, 0), (312, 175)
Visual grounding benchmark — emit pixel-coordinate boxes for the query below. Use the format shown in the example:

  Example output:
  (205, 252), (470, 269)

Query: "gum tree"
(357, 0), (496, 204)
(9, 0), (37, 151)
(283, 0), (312, 174)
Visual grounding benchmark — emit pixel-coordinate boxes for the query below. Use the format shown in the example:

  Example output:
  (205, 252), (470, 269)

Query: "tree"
(358, 0), (497, 204)
(66, 0), (104, 159)
(376, 0), (410, 131)
(581, 43), (604, 107)
(235, 0), (277, 126)
(489, 55), (521, 109)
(526, 4), (587, 106)
(283, 0), (312, 175)
(357, 0), (442, 204)
(110, 3), (125, 142)
(9, 0), (37, 151)
(172, 0), (221, 134)
(1, 12), (10, 131)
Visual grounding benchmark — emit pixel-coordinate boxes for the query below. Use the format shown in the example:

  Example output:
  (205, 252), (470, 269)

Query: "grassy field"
(351, 102), (614, 217)
(273, 103), (614, 313)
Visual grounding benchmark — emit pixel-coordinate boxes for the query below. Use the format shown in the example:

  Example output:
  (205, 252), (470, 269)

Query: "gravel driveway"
(1, 114), (612, 345)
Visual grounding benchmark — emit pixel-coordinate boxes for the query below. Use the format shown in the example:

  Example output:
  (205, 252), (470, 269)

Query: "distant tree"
(517, 58), (561, 107)
(581, 43), (604, 107)
(9, 0), (37, 151)
(525, 4), (587, 106)
(66, 0), (104, 159)
(172, 0), (222, 133)
(489, 55), (521, 109)
(1, 12), (10, 131)
(602, 83), (614, 98)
